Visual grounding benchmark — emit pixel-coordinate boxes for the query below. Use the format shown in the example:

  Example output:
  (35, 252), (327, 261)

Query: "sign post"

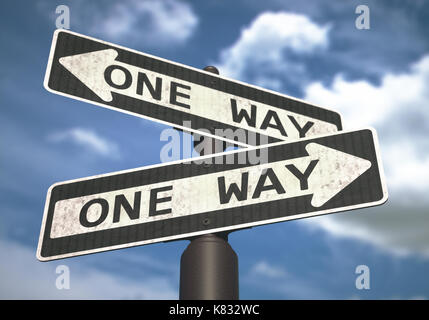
(180, 232), (239, 300)
(38, 30), (388, 301)
(179, 66), (239, 300)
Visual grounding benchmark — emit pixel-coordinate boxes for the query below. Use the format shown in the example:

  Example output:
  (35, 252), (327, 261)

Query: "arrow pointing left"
(59, 49), (117, 102)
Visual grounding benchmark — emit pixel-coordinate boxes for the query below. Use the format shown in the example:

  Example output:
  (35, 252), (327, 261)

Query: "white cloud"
(38, 0), (198, 47)
(381, 139), (429, 193)
(216, 11), (330, 80)
(304, 55), (429, 195)
(409, 296), (427, 300)
(0, 239), (177, 299)
(302, 54), (429, 257)
(48, 127), (120, 158)
(212, 9), (429, 258)
(250, 260), (287, 278)
(302, 206), (429, 259)
(304, 56), (429, 130)
(90, 0), (198, 46)
(244, 260), (329, 299)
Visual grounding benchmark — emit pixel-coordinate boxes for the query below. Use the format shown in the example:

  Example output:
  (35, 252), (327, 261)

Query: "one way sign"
(37, 128), (387, 261)
(44, 30), (342, 146)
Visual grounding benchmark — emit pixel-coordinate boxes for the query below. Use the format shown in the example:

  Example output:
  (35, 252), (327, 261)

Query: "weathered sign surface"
(37, 128), (387, 261)
(44, 29), (342, 146)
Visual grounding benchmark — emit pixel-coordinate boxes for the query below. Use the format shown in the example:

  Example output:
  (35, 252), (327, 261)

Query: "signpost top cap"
(203, 66), (219, 75)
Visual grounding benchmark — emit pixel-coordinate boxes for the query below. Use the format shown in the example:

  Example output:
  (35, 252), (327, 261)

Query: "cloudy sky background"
(1, 0), (429, 299)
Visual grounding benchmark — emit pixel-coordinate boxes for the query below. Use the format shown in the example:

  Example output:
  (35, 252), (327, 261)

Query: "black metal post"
(179, 232), (239, 300)
(179, 66), (239, 300)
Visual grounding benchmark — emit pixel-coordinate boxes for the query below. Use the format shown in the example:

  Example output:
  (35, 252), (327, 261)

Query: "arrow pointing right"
(49, 142), (373, 240)
(212, 142), (372, 209)
(38, 127), (387, 260)
(306, 143), (372, 207)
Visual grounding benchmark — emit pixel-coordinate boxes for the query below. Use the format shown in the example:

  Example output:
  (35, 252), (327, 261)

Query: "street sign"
(44, 30), (342, 146)
(37, 128), (387, 261)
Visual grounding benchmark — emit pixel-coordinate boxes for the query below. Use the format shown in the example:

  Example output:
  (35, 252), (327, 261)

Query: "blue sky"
(1, 0), (429, 299)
